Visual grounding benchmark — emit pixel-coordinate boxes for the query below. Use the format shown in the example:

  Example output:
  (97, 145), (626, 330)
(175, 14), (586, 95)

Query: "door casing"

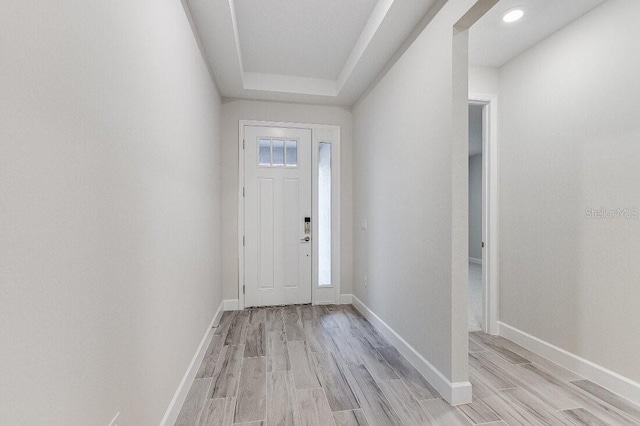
(238, 120), (341, 309)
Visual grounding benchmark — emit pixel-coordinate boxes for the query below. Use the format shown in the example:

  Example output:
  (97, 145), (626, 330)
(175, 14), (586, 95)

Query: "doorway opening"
(468, 96), (498, 335)
(238, 121), (341, 309)
(468, 103), (484, 332)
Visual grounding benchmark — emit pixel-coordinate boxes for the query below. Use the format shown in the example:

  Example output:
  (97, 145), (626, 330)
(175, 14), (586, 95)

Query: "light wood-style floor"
(175, 304), (640, 425)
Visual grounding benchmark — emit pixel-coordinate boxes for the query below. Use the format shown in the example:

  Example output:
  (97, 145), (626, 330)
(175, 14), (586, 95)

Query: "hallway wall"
(352, 0), (476, 399)
(498, 0), (640, 384)
(0, 1), (223, 424)
(220, 99), (354, 303)
(469, 65), (499, 95)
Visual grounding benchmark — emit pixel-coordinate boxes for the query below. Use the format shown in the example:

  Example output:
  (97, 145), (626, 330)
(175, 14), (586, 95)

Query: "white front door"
(243, 126), (312, 307)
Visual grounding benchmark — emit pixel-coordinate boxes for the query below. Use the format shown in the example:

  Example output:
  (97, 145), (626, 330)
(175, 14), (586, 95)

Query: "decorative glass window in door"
(258, 138), (297, 167)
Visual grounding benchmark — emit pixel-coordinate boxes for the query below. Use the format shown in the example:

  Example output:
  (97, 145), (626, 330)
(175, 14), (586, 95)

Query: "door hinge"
(243, 285), (245, 295)
(243, 236), (245, 246)
(243, 139), (245, 149)
(243, 187), (245, 197)
(482, 241), (485, 248)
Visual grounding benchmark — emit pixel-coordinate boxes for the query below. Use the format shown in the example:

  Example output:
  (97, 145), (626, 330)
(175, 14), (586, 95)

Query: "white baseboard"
(469, 257), (482, 265)
(212, 301), (224, 327)
(339, 294), (353, 304)
(351, 296), (472, 405)
(499, 322), (640, 407)
(159, 310), (219, 426)
(224, 299), (239, 311)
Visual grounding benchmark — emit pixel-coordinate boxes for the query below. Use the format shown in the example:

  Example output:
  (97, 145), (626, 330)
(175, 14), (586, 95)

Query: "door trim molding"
(469, 93), (499, 335)
(238, 120), (341, 309)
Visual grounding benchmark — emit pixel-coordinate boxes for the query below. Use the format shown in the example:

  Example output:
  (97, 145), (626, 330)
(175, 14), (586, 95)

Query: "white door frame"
(469, 94), (499, 335)
(238, 120), (341, 309)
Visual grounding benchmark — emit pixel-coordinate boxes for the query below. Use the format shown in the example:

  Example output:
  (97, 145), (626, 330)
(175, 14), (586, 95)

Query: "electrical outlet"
(363, 275), (368, 288)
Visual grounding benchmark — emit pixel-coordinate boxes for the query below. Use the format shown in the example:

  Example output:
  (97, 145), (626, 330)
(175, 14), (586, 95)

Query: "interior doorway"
(468, 104), (484, 331)
(468, 96), (498, 335)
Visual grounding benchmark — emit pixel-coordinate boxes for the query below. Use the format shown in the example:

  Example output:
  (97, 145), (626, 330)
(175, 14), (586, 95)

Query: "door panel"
(258, 178), (274, 290)
(283, 178), (300, 288)
(244, 126), (312, 307)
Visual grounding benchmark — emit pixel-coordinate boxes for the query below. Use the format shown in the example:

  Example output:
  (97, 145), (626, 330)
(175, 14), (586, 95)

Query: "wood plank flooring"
(176, 305), (640, 425)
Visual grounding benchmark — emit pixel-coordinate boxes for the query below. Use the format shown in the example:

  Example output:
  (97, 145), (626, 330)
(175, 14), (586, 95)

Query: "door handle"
(300, 236), (310, 243)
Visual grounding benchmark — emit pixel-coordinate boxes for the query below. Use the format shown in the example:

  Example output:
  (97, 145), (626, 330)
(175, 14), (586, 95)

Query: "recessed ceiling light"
(502, 8), (525, 23)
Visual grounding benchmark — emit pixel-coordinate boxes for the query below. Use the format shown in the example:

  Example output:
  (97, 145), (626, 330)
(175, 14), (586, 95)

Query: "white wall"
(352, 0), (475, 395)
(0, 1), (223, 424)
(469, 154), (483, 260)
(220, 99), (353, 301)
(498, 0), (640, 383)
(469, 65), (500, 95)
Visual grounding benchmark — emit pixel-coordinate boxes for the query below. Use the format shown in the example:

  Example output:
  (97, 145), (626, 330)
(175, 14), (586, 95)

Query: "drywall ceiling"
(470, 0), (608, 67)
(184, 0), (438, 106)
(235, 0), (378, 80)
(184, 0), (609, 104)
